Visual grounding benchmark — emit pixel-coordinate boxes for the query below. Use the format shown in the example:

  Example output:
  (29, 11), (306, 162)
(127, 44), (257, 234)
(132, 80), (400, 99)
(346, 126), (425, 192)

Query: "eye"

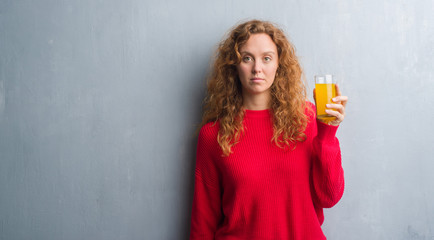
(264, 56), (272, 62)
(242, 56), (253, 62)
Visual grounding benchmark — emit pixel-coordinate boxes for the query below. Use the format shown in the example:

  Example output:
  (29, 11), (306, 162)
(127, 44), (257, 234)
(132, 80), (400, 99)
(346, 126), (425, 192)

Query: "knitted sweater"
(189, 102), (344, 240)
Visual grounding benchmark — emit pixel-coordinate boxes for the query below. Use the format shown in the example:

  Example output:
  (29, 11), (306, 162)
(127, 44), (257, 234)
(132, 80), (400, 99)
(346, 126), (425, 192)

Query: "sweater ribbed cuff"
(316, 119), (339, 142)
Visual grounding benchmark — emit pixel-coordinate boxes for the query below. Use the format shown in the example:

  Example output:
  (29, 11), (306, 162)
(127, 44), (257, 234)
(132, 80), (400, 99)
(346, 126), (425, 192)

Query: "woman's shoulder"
(198, 121), (219, 140)
(197, 121), (220, 153)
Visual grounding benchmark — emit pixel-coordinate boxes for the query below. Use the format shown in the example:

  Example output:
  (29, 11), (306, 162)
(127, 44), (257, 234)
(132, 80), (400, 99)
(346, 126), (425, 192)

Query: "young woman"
(190, 19), (348, 240)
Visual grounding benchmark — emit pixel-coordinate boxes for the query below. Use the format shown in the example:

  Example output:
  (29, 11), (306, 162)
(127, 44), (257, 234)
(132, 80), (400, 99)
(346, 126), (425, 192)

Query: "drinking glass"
(315, 74), (336, 122)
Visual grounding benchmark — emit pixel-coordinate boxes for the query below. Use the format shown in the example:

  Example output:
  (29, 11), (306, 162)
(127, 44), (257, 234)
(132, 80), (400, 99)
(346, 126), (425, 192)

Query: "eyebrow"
(240, 51), (276, 55)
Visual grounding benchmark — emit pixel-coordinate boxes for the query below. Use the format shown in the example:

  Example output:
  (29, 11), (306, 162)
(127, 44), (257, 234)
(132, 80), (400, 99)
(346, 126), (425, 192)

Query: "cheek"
(267, 65), (279, 77)
(237, 65), (250, 78)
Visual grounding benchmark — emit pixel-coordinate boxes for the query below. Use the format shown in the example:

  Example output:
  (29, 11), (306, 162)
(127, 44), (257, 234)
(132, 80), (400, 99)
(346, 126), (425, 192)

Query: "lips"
(251, 78), (264, 82)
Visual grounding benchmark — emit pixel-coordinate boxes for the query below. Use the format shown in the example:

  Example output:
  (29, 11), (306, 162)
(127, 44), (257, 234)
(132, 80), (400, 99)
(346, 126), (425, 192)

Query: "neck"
(242, 91), (271, 110)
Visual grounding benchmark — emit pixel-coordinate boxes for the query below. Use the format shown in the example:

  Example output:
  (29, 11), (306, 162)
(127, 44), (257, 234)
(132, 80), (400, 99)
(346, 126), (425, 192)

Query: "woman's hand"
(313, 84), (348, 126)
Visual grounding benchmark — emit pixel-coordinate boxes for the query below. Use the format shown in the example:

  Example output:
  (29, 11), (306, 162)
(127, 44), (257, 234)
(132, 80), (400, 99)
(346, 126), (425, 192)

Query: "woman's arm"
(190, 125), (223, 239)
(310, 84), (348, 208)
(310, 121), (345, 208)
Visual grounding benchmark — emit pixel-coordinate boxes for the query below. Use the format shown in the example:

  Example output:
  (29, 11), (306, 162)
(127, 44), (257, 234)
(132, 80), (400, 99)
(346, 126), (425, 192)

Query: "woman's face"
(236, 33), (279, 98)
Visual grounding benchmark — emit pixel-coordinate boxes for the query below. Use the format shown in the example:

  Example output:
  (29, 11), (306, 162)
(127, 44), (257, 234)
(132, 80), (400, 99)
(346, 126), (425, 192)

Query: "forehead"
(240, 33), (277, 53)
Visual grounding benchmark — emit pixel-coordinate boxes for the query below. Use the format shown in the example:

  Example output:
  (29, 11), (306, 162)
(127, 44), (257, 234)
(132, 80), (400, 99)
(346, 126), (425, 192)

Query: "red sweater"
(190, 102), (344, 240)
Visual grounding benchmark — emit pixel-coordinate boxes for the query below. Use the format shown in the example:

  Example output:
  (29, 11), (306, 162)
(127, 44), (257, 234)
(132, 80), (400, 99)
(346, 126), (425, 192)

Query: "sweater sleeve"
(310, 119), (345, 208)
(189, 125), (223, 240)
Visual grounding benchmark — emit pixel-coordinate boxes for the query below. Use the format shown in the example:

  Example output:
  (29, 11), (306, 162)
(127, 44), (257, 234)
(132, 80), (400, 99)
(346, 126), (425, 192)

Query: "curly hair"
(200, 19), (311, 156)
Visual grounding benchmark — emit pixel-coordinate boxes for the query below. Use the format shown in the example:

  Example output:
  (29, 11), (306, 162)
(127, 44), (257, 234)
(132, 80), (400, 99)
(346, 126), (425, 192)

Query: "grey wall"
(1, 0), (433, 239)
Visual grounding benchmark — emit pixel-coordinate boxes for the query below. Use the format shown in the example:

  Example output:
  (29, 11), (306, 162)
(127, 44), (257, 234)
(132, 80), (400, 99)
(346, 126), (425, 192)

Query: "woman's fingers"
(326, 103), (345, 114)
(334, 84), (348, 107)
(332, 96), (348, 103)
(336, 83), (342, 96)
(325, 109), (345, 124)
(332, 96), (348, 106)
(326, 100), (346, 126)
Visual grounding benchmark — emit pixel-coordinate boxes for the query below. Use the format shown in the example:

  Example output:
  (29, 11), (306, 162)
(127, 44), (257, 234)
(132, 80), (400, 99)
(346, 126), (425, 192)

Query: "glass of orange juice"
(315, 74), (336, 122)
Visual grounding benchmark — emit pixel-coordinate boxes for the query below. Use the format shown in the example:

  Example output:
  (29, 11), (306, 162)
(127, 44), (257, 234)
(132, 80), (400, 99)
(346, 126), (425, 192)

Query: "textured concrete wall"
(1, 0), (433, 239)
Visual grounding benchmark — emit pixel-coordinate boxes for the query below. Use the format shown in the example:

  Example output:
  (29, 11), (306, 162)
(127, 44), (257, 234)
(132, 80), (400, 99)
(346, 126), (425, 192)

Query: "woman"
(190, 19), (348, 240)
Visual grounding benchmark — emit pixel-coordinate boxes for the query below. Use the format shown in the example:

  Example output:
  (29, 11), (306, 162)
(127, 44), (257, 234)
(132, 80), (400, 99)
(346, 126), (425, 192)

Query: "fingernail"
(326, 104), (331, 107)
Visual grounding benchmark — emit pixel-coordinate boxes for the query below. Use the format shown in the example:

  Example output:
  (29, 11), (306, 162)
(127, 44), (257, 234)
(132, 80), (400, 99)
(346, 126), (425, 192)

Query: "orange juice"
(315, 83), (336, 121)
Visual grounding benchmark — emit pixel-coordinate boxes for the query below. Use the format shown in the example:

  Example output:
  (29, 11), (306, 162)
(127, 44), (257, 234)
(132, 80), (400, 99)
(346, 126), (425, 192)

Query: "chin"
(248, 89), (270, 95)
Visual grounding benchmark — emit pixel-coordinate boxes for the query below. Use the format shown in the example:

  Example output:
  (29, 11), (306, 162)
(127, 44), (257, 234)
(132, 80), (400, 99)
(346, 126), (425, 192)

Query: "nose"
(252, 61), (262, 74)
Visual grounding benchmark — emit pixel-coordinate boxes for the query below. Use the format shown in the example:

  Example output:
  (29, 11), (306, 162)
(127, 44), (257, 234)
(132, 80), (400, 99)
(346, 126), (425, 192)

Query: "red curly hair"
(200, 19), (311, 156)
